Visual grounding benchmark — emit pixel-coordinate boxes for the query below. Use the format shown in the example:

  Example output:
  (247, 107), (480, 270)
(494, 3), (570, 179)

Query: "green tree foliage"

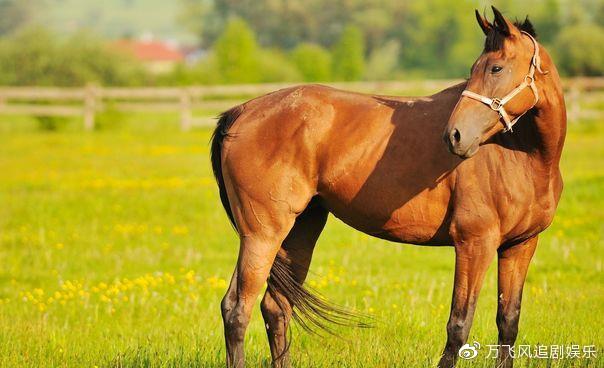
(58, 32), (147, 86)
(291, 43), (332, 82)
(364, 40), (400, 80)
(213, 18), (261, 83)
(395, 0), (479, 76)
(0, 27), (146, 86)
(555, 24), (604, 76)
(256, 49), (301, 83)
(163, 20), (301, 85)
(178, 0), (604, 78)
(162, 56), (223, 85)
(178, 0), (215, 44)
(332, 25), (365, 81)
(1, 0), (602, 88)
(529, 0), (562, 45)
(180, 0), (360, 49)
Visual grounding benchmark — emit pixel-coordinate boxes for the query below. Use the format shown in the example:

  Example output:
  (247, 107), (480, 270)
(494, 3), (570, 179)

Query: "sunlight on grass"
(0, 120), (602, 367)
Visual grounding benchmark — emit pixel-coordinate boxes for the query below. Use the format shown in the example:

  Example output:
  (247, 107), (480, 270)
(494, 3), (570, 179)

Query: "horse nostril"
(451, 129), (461, 145)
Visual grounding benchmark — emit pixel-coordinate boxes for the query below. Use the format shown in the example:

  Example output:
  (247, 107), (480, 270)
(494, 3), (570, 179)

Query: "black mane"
(484, 17), (537, 52)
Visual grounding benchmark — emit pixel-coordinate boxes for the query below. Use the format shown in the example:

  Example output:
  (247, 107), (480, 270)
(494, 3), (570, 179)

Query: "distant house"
(112, 39), (185, 74)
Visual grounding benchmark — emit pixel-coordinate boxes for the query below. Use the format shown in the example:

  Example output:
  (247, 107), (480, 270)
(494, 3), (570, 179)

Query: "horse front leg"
(496, 236), (538, 368)
(438, 233), (498, 368)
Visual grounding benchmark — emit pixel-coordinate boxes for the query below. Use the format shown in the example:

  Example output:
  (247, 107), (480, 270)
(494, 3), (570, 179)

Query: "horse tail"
(210, 105), (243, 230)
(211, 104), (371, 336)
(268, 253), (373, 336)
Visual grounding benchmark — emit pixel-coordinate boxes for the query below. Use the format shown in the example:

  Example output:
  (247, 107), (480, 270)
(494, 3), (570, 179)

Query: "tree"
(531, 0), (562, 45)
(332, 25), (365, 81)
(291, 43), (332, 82)
(0, 27), (146, 86)
(395, 0), (478, 77)
(177, 0), (376, 49)
(0, 27), (58, 85)
(364, 40), (400, 80)
(257, 49), (301, 83)
(178, 0), (216, 45)
(555, 24), (604, 76)
(213, 18), (260, 83)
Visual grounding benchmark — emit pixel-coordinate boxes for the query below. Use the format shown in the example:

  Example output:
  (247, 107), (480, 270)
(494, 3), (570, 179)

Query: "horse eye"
(491, 65), (503, 74)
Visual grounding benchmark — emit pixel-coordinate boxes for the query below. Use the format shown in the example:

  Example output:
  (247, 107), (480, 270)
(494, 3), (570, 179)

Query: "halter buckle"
(524, 75), (534, 85)
(489, 98), (503, 111)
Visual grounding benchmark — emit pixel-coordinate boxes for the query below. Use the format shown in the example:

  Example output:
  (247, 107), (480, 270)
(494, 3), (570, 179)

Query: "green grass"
(0, 118), (602, 368)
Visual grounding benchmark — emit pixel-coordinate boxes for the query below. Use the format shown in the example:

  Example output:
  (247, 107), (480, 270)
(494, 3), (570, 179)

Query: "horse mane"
(484, 17), (537, 52)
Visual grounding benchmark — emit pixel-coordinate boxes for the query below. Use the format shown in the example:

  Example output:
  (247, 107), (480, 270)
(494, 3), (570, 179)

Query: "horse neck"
(531, 51), (567, 170)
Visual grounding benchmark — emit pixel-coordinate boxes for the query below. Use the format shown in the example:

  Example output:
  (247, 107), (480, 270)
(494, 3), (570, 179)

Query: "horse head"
(444, 6), (549, 158)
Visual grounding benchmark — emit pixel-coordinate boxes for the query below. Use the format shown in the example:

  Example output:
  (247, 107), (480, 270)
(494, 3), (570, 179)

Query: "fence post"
(180, 88), (192, 131)
(84, 85), (97, 131)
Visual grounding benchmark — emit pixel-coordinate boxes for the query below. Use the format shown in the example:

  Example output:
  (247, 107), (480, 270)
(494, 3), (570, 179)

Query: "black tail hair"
(210, 106), (243, 229)
(211, 106), (371, 338)
(269, 254), (372, 336)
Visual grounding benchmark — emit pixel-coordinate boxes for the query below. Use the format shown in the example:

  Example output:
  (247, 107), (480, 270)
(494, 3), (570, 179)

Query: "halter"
(461, 31), (547, 132)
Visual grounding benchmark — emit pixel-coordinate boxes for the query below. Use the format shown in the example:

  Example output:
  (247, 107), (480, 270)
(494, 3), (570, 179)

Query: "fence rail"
(0, 78), (602, 130)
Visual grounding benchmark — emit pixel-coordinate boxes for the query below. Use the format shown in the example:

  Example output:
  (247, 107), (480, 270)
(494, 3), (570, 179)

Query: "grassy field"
(0, 116), (602, 367)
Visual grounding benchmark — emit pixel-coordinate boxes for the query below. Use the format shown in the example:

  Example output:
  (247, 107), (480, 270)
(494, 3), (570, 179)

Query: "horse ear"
(518, 16), (537, 37)
(475, 9), (492, 35)
(491, 6), (514, 37)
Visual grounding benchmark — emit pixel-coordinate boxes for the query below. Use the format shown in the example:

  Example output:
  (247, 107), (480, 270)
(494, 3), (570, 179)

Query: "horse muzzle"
(443, 126), (480, 159)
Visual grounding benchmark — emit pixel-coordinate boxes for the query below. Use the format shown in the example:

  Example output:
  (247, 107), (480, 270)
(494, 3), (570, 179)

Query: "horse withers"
(211, 7), (565, 368)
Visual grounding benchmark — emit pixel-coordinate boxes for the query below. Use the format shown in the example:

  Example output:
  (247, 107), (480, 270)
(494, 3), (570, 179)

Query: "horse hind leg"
(221, 195), (300, 368)
(260, 200), (328, 368)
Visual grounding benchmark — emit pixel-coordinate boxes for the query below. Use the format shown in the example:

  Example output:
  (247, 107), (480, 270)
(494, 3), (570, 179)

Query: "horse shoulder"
(450, 149), (563, 245)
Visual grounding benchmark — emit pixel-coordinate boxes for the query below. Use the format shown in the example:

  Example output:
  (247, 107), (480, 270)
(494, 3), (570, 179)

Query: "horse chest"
(452, 164), (561, 243)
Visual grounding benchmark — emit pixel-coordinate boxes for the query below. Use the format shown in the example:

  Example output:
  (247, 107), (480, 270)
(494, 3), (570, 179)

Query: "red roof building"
(113, 39), (184, 73)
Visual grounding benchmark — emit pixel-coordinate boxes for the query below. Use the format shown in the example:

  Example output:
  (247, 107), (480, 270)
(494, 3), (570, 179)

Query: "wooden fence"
(0, 78), (602, 130)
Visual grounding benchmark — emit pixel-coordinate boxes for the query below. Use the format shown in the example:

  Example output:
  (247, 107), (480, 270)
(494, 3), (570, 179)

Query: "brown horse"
(211, 7), (565, 368)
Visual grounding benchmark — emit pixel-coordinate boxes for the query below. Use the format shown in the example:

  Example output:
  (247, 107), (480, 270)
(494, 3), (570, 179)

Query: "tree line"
(0, 0), (602, 87)
(179, 0), (604, 78)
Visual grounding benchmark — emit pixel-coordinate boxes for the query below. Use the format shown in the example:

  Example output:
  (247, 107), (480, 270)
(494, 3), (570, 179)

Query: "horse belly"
(319, 187), (453, 246)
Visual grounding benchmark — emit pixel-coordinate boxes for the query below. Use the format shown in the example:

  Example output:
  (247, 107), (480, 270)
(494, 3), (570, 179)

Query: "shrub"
(555, 24), (604, 76)
(213, 18), (260, 83)
(364, 40), (400, 81)
(162, 56), (223, 85)
(257, 49), (301, 83)
(0, 27), (146, 86)
(290, 43), (332, 82)
(35, 116), (68, 131)
(332, 25), (365, 81)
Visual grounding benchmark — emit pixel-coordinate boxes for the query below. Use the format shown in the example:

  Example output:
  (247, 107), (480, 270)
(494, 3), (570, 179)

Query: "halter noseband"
(461, 31), (546, 132)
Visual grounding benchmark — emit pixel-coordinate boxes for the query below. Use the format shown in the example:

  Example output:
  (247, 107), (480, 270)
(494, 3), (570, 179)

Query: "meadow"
(0, 113), (602, 367)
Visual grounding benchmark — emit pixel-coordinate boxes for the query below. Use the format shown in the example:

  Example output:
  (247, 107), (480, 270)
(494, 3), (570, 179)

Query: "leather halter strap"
(461, 32), (546, 132)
